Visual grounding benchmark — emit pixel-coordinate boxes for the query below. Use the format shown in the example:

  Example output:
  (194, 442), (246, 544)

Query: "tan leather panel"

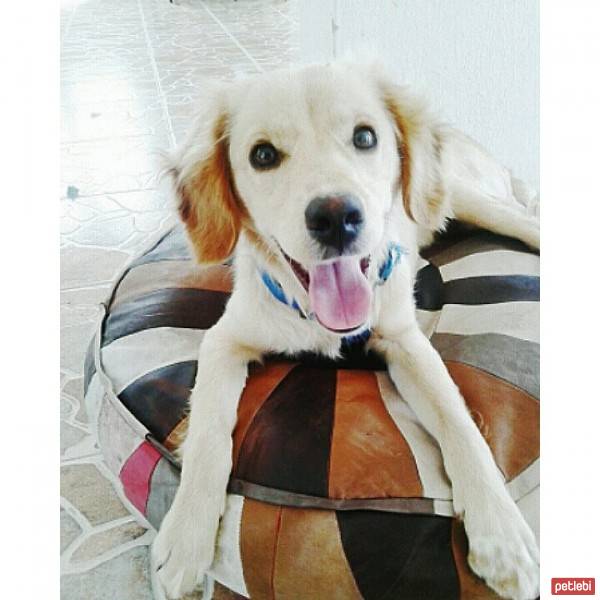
(445, 361), (539, 481)
(451, 520), (502, 599)
(232, 363), (297, 468)
(112, 262), (233, 307)
(163, 416), (188, 452)
(213, 581), (247, 600)
(328, 370), (423, 499)
(240, 498), (282, 600)
(183, 264), (233, 292)
(274, 507), (362, 600)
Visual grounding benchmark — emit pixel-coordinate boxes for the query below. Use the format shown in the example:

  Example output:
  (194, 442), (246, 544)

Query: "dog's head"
(170, 63), (447, 332)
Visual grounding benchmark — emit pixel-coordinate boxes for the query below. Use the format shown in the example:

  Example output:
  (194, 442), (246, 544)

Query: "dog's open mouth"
(281, 249), (372, 332)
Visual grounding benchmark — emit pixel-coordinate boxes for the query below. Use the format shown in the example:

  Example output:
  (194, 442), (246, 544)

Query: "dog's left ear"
(378, 77), (450, 231)
(168, 87), (246, 264)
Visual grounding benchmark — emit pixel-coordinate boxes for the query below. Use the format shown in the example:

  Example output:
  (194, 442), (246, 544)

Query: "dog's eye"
(249, 142), (280, 170)
(353, 126), (377, 150)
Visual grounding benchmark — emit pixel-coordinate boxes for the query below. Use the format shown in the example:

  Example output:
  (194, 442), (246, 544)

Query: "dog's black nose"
(305, 194), (364, 254)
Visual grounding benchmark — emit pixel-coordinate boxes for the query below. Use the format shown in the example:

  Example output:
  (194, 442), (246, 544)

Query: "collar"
(259, 242), (407, 341)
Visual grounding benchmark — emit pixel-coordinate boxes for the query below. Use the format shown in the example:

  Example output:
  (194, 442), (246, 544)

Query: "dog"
(152, 62), (540, 600)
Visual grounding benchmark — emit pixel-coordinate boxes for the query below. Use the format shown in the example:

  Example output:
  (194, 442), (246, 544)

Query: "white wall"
(297, 0), (539, 189)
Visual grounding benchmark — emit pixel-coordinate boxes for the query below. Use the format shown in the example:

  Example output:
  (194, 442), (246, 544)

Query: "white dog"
(153, 62), (540, 600)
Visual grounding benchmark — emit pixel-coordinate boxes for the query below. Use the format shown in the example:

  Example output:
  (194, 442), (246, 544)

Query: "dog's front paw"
(152, 507), (216, 599)
(464, 499), (539, 600)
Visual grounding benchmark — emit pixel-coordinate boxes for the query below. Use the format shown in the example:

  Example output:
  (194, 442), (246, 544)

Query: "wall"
(297, 0), (539, 189)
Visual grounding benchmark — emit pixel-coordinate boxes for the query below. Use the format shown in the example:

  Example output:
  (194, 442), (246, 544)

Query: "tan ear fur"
(380, 82), (450, 231)
(173, 109), (245, 264)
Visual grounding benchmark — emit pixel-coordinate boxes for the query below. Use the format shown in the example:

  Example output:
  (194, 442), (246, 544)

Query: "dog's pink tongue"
(309, 257), (371, 331)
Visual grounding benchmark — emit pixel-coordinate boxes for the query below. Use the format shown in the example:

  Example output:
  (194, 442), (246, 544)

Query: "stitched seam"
(379, 529), (430, 600)
(142, 450), (162, 514)
(234, 364), (299, 469)
(270, 506), (283, 600)
(325, 371), (339, 498)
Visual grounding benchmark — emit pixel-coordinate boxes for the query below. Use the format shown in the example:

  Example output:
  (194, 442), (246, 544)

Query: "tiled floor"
(60, 1), (298, 597)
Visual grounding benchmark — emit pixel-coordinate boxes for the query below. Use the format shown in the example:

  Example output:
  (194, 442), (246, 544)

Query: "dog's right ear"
(168, 87), (245, 264)
(373, 68), (450, 232)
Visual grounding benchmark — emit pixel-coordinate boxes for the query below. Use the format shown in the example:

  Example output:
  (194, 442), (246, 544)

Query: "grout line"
(61, 281), (123, 293)
(62, 3), (79, 43)
(62, 526), (154, 575)
(61, 449), (103, 464)
(61, 418), (91, 434)
(61, 240), (136, 256)
(197, 0), (264, 73)
(61, 496), (92, 534)
(60, 187), (158, 200)
(61, 365), (84, 379)
(332, 0), (339, 59)
(60, 454), (105, 468)
(273, 5), (295, 25)
(62, 189), (147, 202)
(61, 132), (168, 145)
(136, 0), (177, 150)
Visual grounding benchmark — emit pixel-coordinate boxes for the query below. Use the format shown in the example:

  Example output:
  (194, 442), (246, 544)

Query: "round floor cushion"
(84, 223), (539, 600)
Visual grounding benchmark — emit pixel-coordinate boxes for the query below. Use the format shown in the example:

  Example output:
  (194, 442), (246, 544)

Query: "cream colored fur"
(153, 63), (540, 600)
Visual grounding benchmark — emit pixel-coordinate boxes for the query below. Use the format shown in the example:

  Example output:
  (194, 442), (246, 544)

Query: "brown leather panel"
(445, 361), (539, 481)
(273, 507), (362, 600)
(328, 370), (423, 499)
(232, 362), (297, 468)
(421, 229), (536, 267)
(104, 289), (229, 346)
(113, 262), (233, 307)
(234, 366), (336, 496)
(213, 581), (248, 600)
(163, 417), (188, 452)
(240, 498), (282, 600)
(451, 520), (502, 599)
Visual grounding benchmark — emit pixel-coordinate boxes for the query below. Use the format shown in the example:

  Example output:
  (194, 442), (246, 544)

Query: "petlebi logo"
(551, 578), (595, 595)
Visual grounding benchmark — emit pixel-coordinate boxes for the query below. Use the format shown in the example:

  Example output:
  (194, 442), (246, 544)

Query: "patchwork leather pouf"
(84, 224), (539, 600)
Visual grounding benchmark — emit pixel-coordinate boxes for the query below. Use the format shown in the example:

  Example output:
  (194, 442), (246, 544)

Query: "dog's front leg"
(152, 320), (255, 599)
(373, 324), (539, 600)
